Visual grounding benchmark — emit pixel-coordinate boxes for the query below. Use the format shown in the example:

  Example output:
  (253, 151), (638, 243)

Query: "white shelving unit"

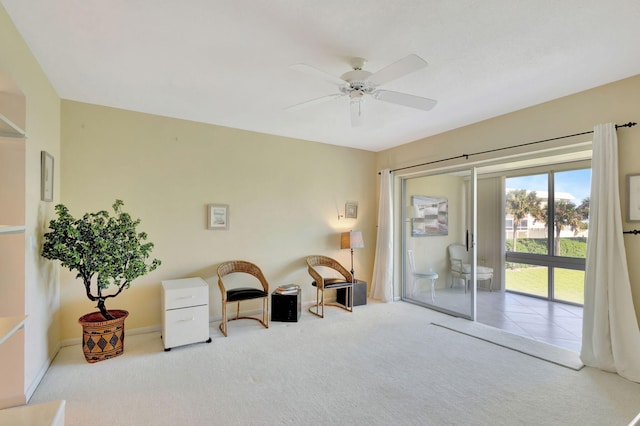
(0, 225), (26, 355)
(0, 71), (33, 417)
(0, 227), (26, 345)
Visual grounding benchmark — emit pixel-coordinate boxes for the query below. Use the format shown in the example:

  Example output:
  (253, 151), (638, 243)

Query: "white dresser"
(161, 278), (211, 351)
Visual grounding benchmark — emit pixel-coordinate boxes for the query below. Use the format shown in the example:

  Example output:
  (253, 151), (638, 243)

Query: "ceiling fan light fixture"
(288, 54), (437, 124)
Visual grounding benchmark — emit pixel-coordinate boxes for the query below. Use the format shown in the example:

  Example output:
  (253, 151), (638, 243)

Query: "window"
(505, 173), (548, 255)
(504, 168), (590, 305)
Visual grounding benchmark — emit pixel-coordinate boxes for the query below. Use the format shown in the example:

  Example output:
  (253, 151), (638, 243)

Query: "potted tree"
(42, 200), (161, 363)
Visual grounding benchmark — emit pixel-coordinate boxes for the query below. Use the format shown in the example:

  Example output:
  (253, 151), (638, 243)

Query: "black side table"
(336, 279), (367, 307)
(271, 288), (301, 322)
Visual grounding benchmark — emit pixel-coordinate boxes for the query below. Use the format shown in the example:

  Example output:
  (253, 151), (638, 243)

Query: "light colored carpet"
(30, 301), (640, 425)
(431, 317), (584, 371)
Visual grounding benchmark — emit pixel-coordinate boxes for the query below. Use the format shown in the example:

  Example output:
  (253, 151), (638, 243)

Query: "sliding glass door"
(402, 168), (477, 320)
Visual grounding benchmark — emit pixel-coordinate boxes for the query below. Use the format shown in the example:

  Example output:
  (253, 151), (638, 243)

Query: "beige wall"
(378, 74), (640, 320)
(0, 4), (61, 403)
(59, 101), (377, 340)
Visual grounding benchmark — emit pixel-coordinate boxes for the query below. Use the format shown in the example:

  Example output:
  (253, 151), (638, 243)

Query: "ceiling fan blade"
(373, 90), (437, 111)
(285, 93), (344, 111)
(368, 54), (428, 86)
(290, 63), (346, 87)
(350, 99), (364, 127)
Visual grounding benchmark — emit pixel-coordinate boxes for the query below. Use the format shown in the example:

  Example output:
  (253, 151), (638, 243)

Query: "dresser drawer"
(162, 278), (208, 310)
(163, 305), (210, 349)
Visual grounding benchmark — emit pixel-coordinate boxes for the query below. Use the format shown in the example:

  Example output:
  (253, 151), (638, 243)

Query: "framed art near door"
(41, 151), (54, 202)
(411, 195), (448, 236)
(628, 174), (640, 221)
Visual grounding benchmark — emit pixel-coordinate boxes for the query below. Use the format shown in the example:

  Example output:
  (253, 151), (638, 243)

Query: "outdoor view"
(505, 169), (591, 305)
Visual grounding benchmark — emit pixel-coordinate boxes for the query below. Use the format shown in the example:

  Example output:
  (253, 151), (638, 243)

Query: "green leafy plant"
(42, 200), (161, 320)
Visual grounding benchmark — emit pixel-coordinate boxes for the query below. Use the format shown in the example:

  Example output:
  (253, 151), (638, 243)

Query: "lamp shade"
(340, 230), (364, 249)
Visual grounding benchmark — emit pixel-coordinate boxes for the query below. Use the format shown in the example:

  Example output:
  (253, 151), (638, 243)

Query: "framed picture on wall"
(345, 201), (358, 219)
(411, 195), (448, 236)
(628, 174), (640, 221)
(41, 151), (54, 202)
(207, 204), (229, 230)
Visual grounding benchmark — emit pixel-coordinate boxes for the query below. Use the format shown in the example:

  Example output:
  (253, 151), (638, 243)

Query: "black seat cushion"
(227, 287), (268, 302)
(312, 278), (352, 289)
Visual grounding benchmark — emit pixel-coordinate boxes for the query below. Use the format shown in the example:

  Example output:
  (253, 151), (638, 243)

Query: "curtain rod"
(380, 121), (637, 175)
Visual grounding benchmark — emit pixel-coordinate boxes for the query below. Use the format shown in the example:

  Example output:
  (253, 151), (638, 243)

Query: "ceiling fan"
(287, 54), (437, 126)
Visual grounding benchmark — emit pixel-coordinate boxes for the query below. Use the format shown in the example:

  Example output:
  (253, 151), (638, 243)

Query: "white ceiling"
(3, 1), (640, 152)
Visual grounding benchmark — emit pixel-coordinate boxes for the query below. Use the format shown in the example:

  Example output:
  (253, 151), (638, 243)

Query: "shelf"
(0, 400), (65, 425)
(0, 112), (25, 138)
(0, 225), (25, 235)
(0, 316), (27, 345)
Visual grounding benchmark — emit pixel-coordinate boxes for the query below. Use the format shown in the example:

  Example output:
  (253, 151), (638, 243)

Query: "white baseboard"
(25, 348), (60, 402)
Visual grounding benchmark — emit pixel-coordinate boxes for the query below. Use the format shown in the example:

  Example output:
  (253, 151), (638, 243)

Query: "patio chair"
(448, 243), (493, 292)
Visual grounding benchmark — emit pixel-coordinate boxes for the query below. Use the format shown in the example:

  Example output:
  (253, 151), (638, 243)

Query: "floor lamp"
(340, 230), (364, 282)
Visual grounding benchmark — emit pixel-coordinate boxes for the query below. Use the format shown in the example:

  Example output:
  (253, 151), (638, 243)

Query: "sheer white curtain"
(371, 169), (394, 302)
(581, 123), (640, 382)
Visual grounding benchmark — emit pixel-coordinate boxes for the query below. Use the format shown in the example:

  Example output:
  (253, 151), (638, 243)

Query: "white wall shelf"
(0, 112), (25, 138)
(0, 400), (65, 425)
(0, 69), (28, 411)
(0, 225), (25, 234)
(0, 315), (27, 345)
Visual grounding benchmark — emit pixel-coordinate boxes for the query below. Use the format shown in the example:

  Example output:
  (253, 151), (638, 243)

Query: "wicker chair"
(306, 255), (353, 318)
(217, 260), (269, 336)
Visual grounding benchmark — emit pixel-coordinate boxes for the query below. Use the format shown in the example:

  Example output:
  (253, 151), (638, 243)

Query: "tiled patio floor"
(477, 291), (583, 352)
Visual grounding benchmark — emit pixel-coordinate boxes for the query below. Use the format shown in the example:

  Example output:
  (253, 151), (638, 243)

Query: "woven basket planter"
(78, 309), (129, 363)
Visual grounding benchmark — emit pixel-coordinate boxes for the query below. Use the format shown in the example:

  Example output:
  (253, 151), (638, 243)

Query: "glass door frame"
(400, 167), (478, 320)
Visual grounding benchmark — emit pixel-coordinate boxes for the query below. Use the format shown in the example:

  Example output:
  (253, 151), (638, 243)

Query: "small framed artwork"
(207, 204), (229, 230)
(628, 174), (640, 221)
(41, 151), (54, 202)
(345, 201), (358, 219)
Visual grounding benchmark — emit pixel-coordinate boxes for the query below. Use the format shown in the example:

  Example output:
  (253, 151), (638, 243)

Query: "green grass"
(505, 266), (584, 304)
(504, 237), (586, 305)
